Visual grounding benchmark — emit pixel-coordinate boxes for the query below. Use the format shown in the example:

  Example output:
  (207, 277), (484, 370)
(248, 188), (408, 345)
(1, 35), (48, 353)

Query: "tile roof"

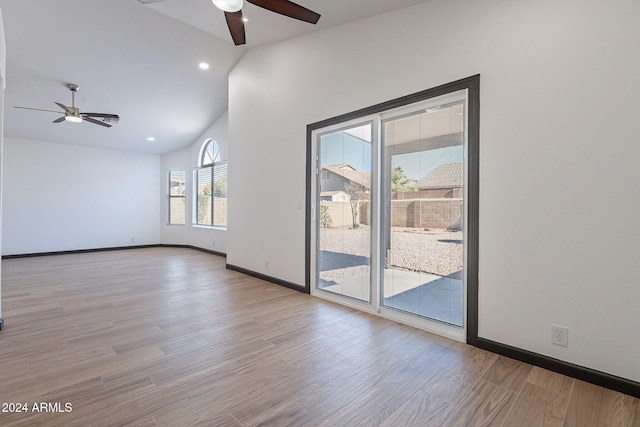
(320, 191), (347, 197)
(416, 162), (463, 189)
(323, 164), (371, 188)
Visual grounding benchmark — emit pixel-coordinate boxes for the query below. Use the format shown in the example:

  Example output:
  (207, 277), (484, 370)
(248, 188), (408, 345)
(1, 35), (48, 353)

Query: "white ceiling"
(0, 0), (430, 154)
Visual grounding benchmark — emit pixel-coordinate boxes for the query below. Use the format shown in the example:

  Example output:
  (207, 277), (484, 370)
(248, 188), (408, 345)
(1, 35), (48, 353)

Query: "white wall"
(160, 111), (228, 253)
(228, 0), (640, 382)
(2, 138), (161, 255)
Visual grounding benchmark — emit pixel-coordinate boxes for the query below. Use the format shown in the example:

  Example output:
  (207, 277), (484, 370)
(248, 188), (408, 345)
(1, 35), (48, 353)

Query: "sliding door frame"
(310, 117), (379, 311)
(305, 75), (479, 343)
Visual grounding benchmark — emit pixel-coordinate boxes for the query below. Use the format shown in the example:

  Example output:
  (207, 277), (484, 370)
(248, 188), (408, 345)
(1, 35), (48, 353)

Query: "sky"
(391, 146), (463, 180)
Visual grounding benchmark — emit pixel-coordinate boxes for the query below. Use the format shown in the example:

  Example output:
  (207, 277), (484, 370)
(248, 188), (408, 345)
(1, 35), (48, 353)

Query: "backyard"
(319, 225), (463, 281)
(318, 225), (464, 325)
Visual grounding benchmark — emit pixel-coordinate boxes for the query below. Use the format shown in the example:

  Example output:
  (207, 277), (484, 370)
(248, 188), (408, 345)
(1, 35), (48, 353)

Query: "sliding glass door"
(381, 95), (465, 327)
(308, 77), (478, 340)
(315, 122), (373, 303)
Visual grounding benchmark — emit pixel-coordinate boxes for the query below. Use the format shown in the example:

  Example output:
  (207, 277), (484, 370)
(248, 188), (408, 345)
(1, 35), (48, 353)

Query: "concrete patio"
(319, 268), (463, 326)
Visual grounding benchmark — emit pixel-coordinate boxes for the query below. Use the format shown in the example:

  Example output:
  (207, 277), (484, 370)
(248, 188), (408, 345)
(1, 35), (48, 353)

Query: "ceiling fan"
(138, 0), (321, 46)
(14, 84), (120, 128)
(219, 0), (320, 45)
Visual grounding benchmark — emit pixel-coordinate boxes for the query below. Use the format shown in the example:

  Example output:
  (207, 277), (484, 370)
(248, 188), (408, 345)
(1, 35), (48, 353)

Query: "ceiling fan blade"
(225, 10), (246, 46)
(84, 116), (112, 128)
(53, 116), (66, 123)
(54, 102), (70, 112)
(82, 113), (120, 119)
(247, 0), (320, 24)
(14, 106), (62, 114)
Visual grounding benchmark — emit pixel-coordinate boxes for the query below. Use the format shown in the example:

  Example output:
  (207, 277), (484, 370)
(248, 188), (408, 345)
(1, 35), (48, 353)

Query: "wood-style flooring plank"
(317, 386), (403, 427)
(0, 247), (637, 427)
(438, 380), (517, 427)
(482, 355), (533, 393)
(502, 382), (570, 427)
(563, 379), (624, 426)
(379, 388), (455, 426)
(622, 394), (640, 427)
(527, 365), (575, 396)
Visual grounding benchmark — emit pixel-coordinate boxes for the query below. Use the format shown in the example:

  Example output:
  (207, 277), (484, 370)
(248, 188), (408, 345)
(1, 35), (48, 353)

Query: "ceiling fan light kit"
(65, 115), (82, 123)
(212, 0), (243, 13)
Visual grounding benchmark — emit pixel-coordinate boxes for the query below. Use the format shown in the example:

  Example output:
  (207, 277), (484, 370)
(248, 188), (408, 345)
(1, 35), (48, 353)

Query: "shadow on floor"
(384, 273), (463, 327)
(319, 250), (369, 271)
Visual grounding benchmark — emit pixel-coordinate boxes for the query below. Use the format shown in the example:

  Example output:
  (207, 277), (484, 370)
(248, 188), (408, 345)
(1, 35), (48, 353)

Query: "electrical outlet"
(212, 241), (216, 247)
(130, 237), (136, 243)
(552, 324), (568, 347)
(265, 259), (269, 270)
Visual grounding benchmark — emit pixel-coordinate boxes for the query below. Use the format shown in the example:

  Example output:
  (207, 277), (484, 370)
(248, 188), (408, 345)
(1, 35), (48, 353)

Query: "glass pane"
(196, 167), (212, 226)
(170, 171), (185, 196)
(318, 123), (372, 302)
(213, 163), (227, 227)
(382, 99), (465, 326)
(201, 140), (221, 166)
(169, 198), (186, 225)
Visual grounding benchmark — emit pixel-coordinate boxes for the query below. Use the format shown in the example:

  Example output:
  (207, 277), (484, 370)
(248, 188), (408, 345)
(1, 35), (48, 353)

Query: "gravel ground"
(319, 226), (463, 280)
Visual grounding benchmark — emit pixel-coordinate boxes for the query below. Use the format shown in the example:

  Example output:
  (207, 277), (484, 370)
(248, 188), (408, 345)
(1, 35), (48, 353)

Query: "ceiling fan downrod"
(68, 83), (79, 106)
(65, 84), (82, 123)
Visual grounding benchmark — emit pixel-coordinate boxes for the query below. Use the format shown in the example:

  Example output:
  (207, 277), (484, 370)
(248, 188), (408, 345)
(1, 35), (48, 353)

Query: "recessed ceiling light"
(146, 137), (155, 142)
(199, 62), (210, 70)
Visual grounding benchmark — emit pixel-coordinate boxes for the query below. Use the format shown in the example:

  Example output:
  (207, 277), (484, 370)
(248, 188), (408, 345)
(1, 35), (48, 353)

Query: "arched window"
(194, 139), (227, 228)
(200, 138), (221, 166)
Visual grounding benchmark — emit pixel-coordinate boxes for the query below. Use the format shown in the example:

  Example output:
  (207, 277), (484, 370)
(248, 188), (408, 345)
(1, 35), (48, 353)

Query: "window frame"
(168, 170), (186, 225)
(193, 139), (227, 229)
(306, 75), (479, 343)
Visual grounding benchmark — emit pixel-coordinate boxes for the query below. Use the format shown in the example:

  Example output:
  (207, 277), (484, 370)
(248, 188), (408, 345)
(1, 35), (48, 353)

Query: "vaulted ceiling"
(0, 0), (430, 154)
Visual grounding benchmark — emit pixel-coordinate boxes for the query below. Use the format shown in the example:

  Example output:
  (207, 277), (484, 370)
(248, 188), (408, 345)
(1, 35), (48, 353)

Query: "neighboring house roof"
(320, 191), (347, 197)
(327, 163), (356, 171)
(416, 162), (463, 189)
(323, 164), (371, 188)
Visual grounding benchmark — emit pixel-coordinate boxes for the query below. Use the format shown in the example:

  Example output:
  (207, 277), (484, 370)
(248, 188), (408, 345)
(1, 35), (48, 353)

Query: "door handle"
(311, 205), (316, 222)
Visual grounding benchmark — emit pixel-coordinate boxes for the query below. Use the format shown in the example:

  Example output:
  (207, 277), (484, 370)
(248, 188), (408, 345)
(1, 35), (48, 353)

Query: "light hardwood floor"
(0, 247), (638, 426)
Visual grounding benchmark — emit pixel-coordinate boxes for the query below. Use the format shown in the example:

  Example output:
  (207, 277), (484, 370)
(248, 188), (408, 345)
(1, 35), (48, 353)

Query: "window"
(201, 137), (221, 165)
(168, 170), (186, 225)
(194, 139), (227, 228)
